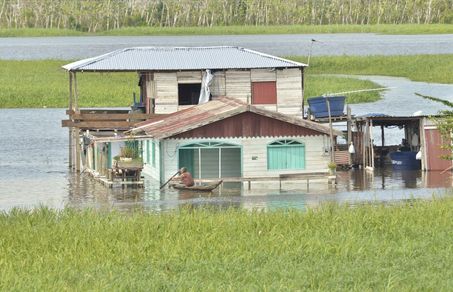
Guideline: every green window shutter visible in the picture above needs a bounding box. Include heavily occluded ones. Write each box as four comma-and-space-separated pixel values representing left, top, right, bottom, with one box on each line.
146, 140, 150, 163
152, 141, 156, 167
267, 140, 305, 170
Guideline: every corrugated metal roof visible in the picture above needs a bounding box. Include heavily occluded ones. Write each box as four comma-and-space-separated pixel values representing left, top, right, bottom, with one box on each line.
62, 46, 306, 72
131, 97, 339, 139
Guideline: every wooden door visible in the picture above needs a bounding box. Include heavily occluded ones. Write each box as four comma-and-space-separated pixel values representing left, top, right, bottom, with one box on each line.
424, 128, 452, 171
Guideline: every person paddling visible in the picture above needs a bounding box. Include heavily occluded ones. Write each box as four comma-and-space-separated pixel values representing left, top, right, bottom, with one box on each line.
174, 167, 194, 187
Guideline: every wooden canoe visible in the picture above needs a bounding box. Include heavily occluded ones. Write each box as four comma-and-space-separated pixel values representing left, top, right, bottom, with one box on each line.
172, 180, 223, 192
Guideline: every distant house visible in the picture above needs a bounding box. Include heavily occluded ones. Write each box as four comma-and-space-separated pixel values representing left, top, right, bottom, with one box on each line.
130, 97, 341, 183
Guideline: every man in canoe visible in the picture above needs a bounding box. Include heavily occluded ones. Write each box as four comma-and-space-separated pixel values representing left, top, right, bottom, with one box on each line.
173, 167, 194, 187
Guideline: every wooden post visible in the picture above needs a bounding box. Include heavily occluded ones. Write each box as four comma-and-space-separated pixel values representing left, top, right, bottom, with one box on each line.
370, 119, 375, 169
301, 67, 305, 118
73, 72, 78, 111
325, 96, 335, 163
347, 106, 352, 164
363, 120, 368, 168
75, 128, 81, 172
68, 72, 73, 169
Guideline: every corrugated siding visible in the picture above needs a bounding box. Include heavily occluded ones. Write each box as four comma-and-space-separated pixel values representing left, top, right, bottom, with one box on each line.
277, 68, 303, 116
225, 70, 251, 103
172, 112, 323, 138
155, 72, 178, 114
63, 46, 306, 71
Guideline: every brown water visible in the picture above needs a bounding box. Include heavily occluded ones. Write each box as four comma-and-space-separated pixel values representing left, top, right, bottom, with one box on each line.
1, 95, 453, 212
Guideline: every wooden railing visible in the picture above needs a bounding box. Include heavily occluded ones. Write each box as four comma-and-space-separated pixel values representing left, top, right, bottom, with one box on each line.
62, 109, 160, 129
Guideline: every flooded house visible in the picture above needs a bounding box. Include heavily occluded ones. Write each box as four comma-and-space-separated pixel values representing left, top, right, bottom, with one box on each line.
129, 97, 341, 184
61, 46, 342, 185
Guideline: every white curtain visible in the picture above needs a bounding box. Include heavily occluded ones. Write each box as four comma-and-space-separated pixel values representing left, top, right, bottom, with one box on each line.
198, 69, 213, 104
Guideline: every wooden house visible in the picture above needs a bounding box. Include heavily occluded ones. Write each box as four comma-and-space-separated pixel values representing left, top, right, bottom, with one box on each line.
128, 97, 341, 184
62, 46, 308, 173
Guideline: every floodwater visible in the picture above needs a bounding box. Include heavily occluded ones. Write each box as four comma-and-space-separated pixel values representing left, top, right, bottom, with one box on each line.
1, 75, 453, 211
1, 33, 453, 60
1, 33, 453, 211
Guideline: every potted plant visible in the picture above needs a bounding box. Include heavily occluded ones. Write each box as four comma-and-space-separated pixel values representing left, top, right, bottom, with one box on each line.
328, 162, 337, 175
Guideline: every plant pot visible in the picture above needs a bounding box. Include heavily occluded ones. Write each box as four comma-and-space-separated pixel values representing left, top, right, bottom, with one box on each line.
120, 157, 132, 162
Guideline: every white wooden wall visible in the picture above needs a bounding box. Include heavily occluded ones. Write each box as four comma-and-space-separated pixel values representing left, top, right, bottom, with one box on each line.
142, 139, 161, 180
149, 68, 303, 116
277, 68, 303, 116
154, 135, 330, 182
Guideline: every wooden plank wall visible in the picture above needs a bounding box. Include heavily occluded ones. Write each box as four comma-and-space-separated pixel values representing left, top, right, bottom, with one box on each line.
225, 70, 251, 103
150, 68, 303, 115
161, 136, 330, 181
277, 68, 303, 116
210, 71, 226, 96
154, 73, 178, 114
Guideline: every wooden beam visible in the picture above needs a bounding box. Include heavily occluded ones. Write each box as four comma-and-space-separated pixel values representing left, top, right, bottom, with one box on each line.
75, 128, 81, 172
62, 120, 137, 129
68, 113, 157, 121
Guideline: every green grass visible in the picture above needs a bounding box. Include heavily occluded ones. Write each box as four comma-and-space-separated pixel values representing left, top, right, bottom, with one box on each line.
3, 54, 453, 108
295, 54, 453, 84
0, 59, 380, 108
0, 60, 136, 108
1, 198, 453, 290
1, 24, 453, 37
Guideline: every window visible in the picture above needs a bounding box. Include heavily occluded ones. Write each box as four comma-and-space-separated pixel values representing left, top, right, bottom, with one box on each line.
267, 140, 305, 170
178, 142, 241, 178
178, 83, 202, 105
252, 81, 277, 104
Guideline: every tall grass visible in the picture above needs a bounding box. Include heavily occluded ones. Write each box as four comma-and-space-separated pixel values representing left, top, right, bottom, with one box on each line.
2, 24, 453, 37
1, 198, 453, 290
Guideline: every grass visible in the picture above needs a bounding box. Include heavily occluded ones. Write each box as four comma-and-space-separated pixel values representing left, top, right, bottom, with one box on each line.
295, 54, 453, 84
1, 197, 453, 290
0, 60, 136, 108
2, 54, 453, 108
0, 59, 380, 108
2, 24, 453, 37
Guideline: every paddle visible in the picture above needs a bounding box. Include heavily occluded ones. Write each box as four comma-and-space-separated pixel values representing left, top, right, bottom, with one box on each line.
160, 171, 180, 189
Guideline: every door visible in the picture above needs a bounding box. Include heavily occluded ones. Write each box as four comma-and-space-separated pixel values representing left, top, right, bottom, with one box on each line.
424, 129, 452, 171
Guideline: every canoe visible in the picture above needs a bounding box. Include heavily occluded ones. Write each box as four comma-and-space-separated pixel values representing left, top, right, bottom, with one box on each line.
172, 180, 223, 192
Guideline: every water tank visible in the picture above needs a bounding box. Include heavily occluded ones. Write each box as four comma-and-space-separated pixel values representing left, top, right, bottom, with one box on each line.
307, 96, 346, 118
389, 151, 421, 170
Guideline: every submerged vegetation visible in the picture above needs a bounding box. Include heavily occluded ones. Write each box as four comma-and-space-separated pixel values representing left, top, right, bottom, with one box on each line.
1, 198, 453, 290
2, 54, 453, 108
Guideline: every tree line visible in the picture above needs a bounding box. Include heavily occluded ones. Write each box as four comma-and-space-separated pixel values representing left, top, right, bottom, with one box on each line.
1, 0, 452, 32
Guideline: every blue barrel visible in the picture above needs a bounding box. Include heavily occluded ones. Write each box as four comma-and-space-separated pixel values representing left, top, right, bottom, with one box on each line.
307, 96, 346, 118
389, 151, 421, 170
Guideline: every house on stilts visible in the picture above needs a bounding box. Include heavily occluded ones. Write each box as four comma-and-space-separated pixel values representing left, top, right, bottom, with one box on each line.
62, 46, 341, 186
